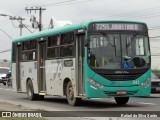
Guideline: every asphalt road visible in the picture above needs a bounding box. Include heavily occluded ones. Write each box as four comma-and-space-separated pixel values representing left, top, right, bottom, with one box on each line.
0, 83, 160, 120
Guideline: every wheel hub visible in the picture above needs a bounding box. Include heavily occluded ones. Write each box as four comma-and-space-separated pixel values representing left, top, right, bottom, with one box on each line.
68, 87, 74, 100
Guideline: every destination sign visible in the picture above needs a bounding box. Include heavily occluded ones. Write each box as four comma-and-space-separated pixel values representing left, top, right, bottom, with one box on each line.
94, 23, 144, 31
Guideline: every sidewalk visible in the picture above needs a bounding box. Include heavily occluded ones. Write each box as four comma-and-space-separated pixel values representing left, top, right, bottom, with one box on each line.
0, 102, 31, 111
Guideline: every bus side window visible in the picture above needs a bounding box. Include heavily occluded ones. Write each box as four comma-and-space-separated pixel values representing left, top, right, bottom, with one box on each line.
60, 45, 73, 57
22, 53, 28, 61
47, 36, 59, 58
29, 51, 35, 60
21, 40, 37, 61
12, 43, 16, 62
60, 32, 74, 57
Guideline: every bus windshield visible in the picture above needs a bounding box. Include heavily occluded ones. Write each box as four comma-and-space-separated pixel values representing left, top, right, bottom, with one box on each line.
88, 33, 150, 69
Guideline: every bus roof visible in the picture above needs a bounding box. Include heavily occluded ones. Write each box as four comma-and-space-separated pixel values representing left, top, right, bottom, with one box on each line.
12, 20, 147, 42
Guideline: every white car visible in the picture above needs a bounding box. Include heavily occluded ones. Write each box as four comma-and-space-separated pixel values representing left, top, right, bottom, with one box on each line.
151, 72, 160, 93
0, 67, 10, 85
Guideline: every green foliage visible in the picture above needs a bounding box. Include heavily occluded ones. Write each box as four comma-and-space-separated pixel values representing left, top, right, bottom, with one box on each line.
152, 69, 160, 78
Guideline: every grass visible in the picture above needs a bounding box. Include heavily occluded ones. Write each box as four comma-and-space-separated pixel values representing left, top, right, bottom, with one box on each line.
152, 69, 160, 78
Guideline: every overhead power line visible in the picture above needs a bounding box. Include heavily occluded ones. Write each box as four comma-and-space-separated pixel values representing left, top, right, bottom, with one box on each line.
10, 16, 33, 34
0, 28, 12, 39
41, 0, 81, 7
151, 55, 160, 56
107, 8, 160, 19
0, 8, 25, 27
118, 12, 160, 20
44, 0, 94, 7
148, 25, 160, 30
150, 36, 160, 39
0, 49, 11, 53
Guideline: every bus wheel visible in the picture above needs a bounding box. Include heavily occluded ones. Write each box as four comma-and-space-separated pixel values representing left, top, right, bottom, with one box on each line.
27, 80, 38, 100
66, 81, 81, 106
114, 97, 129, 105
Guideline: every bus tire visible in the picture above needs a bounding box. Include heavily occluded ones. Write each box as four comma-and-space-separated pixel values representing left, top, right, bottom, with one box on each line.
66, 81, 81, 106
27, 80, 38, 100
114, 97, 129, 105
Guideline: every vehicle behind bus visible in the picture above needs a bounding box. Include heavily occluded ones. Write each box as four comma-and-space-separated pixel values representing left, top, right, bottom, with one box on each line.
0, 67, 10, 86
12, 20, 151, 106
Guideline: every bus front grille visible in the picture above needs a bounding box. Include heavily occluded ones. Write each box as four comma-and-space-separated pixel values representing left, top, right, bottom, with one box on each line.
93, 68, 148, 81
100, 74, 142, 81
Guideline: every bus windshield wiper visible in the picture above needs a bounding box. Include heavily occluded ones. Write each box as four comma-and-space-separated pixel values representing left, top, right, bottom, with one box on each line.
131, 32, 139, 42
100, 32, 115, 47
125, 32, 139, 56
126, 32, 139, 48
100, 31, 116, 56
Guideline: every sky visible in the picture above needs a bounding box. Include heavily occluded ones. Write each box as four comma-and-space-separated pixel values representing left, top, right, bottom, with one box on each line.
0, 0, 160, 68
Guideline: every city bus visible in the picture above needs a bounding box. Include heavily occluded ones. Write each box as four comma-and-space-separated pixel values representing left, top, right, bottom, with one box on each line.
12, 20, 151, 106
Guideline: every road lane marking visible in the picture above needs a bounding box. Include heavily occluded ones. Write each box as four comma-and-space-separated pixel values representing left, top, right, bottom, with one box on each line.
0, 87, 16, 91
4, 89, 14, 91
138, 102, 157, 105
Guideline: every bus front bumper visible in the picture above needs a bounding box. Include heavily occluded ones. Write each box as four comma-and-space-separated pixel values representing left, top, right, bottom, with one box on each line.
85, 83, 151, 98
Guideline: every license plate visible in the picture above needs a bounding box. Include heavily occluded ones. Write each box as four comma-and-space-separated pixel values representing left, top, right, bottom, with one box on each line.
116, 91, 127, 95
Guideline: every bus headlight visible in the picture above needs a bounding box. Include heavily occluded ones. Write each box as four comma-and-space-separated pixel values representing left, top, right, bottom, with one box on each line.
88, 78, 103, 88
141, 78, 151, 87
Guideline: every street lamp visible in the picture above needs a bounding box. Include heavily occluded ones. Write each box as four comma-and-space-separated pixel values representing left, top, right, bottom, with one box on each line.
0, 13, 12, 39
0, 13, 10, 17
0, 14, 12, 54
0, 13, 32, 36
0, 13, 24, 36
0, 28, 12, 54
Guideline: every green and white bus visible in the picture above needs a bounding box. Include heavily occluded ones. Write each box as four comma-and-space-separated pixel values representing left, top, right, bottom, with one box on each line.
12, 20, 151, 106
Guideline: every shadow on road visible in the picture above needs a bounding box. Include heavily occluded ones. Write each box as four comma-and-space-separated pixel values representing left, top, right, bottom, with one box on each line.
39, 96, 144, 109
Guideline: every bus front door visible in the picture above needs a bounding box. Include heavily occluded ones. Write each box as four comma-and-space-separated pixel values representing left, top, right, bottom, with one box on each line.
76, 34, 85, 96
16, 43, 21, 91
37, 40, 46, 94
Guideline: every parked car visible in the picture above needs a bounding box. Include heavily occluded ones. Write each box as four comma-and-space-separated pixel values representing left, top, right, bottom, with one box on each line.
0, 67, 10, 85
151, 72, 160, 93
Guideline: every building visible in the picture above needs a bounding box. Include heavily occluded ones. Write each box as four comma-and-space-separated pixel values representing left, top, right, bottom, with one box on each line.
149, 28, 160, 69
0, 59, 10, 68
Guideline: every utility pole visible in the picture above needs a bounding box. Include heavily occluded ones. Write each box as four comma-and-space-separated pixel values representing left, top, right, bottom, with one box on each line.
25, 6, 46, 31
10, 16, 25, 36
0, 14, 30, 36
